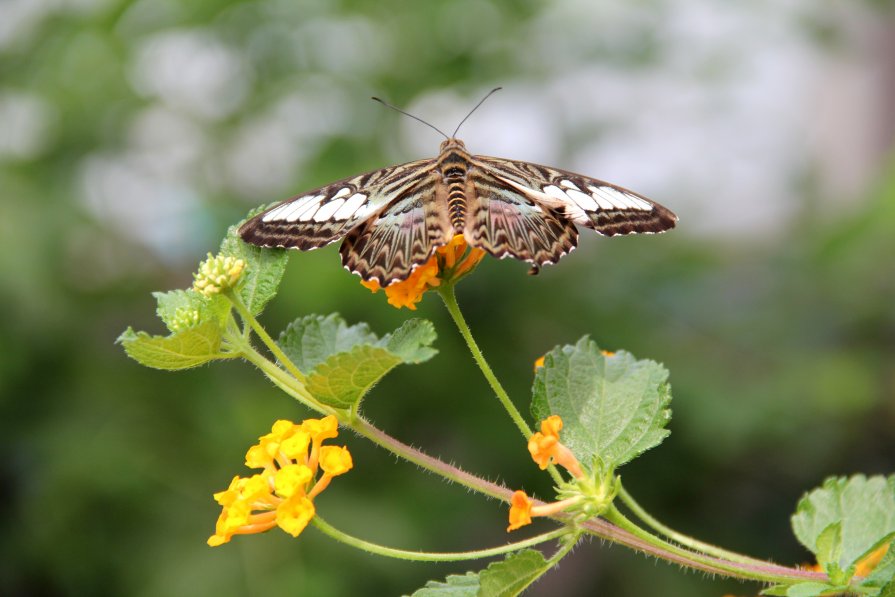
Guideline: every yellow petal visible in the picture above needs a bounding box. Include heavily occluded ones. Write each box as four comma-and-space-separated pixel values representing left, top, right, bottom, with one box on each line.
319, 445, 353, 476
274, 464, 313, 498
276, 496, 316, 537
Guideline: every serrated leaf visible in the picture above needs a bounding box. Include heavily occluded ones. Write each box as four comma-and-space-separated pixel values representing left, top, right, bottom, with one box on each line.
382, 319, 438, 363
478, 549, 550, 597
279, 315, 438, 409
153, 289, 231, 332
792, 476, 895, 575
219, 216, 287, 316
279, 314, 380, 372
531, 337, 672, 471
306, 345, 402, 409
762, 582, 845, 597
117, 322, 225, 370
409, 572, 479, 597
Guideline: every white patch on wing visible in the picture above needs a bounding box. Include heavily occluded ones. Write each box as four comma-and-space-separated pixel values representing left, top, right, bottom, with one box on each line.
280, 197, 317, 221
297, 194, 326, 221
313, 198, 345, 222
331, 187, 351, 200
566, 188, 598, 211
261, 203, 289, 222
559, 179, 581, 190
281, 196, 317, 222
588, 187, 616, 210
543, 185, 568, 201
333, 192, 367, 220
628, 194, 653, 211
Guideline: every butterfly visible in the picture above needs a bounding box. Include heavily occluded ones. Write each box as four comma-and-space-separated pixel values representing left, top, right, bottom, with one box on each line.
239, 93, 677, 285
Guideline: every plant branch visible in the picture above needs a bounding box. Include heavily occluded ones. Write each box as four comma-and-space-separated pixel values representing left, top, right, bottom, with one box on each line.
312, 515, 569, 562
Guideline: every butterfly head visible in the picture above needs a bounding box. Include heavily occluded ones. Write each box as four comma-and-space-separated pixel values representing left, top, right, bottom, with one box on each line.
439, 138, 467, 153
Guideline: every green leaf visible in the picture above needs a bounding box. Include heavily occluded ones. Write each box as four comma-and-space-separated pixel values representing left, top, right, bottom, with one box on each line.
762, 582, 846, 597
219, 213, 288, 316
306, 345, 402, 409
153, 289, 230, 332
531, 337, 672, 471
382, 318, 438, 363
409, 572, 479, 597
792, 475, 895, 576
407, 551, 550, 597
478, 549, 550, 597
279, 314, 380, 372
279, 315, 438, 409
117, 322, 226, 370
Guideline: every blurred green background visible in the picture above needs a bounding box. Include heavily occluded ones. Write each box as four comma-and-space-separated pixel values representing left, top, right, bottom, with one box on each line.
2, 0, 894, 595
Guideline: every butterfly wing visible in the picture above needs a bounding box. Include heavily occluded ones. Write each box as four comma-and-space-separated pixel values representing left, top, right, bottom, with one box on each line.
473, 156, 678, 238
340, 167, 453, 285
238, 158, 436, 251
463, 166, 579, 268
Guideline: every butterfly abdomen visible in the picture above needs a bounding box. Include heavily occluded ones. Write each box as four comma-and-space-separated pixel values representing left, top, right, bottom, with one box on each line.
439, 151, 470, 231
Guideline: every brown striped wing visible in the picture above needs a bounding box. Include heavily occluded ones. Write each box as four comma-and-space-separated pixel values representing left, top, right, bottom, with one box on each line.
238, 158, 435, 251
340, 168, 453, 285
462, 166, 579, 268
473, 156, 678, 237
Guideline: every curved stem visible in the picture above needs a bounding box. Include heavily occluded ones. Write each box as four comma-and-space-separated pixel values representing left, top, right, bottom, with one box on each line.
617, 486, 770, 566
353, 417, 825, 584
437, 284, 532, 439
312, 515, 569, 562
229, 333, 333, 416
437, 284, 566, 487
224, 289, 307, 384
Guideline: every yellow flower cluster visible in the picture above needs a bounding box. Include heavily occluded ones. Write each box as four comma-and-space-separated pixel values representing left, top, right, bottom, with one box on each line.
193, 253, 246, 296
361, 234, 486, 310
208, 416, 353, 546
169, 307, 201, 332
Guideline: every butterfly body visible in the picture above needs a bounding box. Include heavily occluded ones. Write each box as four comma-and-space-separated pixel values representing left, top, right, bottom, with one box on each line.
239, 137, 677, 285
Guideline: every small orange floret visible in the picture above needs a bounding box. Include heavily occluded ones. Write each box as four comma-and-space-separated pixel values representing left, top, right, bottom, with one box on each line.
507, 490, 534, 531
526, 415, 585, 479
533, 356, 545, 371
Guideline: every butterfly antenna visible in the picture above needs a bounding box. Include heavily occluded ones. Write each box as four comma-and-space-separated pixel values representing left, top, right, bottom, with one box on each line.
372, 97, 449, 141
452, 86, 502, 138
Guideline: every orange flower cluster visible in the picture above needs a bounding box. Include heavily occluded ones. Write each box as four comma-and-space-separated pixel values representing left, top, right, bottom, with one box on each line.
208, 416, 352, 546
361, 234, 486, 310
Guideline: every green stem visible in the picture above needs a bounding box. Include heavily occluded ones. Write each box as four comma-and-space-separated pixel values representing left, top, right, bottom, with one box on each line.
230, 333, 332, 415
437, 284, 532, 439
437, 284, 566, 487
617, 486, 769, 566
548, 531, 581, 565
312, 515, 569, 562
224, 289, 307, 384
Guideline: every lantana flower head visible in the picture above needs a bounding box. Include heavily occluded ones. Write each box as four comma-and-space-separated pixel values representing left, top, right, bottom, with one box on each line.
361, 234, 485, 310
208, 416, 353, 546
193, 253, 246, 296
